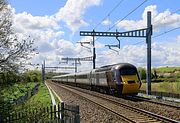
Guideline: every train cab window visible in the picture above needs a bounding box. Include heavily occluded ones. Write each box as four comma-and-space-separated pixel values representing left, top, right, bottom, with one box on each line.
120, 68, 137, 75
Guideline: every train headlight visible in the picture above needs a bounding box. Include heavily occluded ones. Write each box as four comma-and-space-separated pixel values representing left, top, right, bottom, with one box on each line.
122, 81, 126, 84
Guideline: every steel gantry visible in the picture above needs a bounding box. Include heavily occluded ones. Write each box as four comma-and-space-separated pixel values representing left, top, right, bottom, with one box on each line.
80, 11, 152, 94
42, 60, 75, 82
61, 56, 93, 73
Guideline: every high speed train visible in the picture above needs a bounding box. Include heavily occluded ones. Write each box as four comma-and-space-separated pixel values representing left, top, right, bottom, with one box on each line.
52, 63, 142, 95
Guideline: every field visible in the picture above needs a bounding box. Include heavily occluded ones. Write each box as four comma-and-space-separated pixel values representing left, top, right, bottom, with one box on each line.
140, 82, 180, 94
140, 66, 180, 94
156, 67, 180, 73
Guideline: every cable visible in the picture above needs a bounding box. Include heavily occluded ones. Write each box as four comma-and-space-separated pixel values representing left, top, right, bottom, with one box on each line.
94, 0, 148, 59
95, 0, 148, 42
108, 0, 148, 32
152, 26, 180, 38
94, 0, 125, 30
132, 40, 144, 45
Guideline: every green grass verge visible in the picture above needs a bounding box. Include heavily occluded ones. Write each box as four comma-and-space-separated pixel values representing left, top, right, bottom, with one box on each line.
9, 83, 53, 122
141, 81, 180, 94
15, 82, 51, 111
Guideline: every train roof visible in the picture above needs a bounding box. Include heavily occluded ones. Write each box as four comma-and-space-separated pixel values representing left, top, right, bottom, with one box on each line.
52, 63, 136, 78
95, 63, 136, 72
52, 71, 90, 78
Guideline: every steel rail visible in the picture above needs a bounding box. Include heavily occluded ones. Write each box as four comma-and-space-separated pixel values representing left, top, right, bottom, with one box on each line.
51, 82, 179, 123
127, 95, 180, 109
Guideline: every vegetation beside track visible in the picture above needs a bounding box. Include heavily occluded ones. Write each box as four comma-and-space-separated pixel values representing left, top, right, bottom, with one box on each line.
0, 70, 54, 117
0, 82, 36, 103
14, 82, 51, 111
139, 66, 180, 94
140, 82, 180, 94
0, 82, 37, 114
156, 67, 180, 73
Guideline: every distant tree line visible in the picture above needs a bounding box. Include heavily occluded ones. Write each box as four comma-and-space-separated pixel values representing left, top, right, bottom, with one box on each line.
0, 70, 42, 85
138, 67, 158, 82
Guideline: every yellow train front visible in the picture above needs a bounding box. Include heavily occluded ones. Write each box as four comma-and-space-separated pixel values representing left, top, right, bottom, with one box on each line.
92, 63, 142, 95
113, 63, 141, 95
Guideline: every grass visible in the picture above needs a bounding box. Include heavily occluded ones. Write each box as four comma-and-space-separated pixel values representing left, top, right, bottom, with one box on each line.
140, 81, 180, 94
156, 67, 180, 73
15, 82, 52, 111
10, 83, 53, 122
12, 82, 65, 122
140, 66, 180, 94
1, 82, 60, 122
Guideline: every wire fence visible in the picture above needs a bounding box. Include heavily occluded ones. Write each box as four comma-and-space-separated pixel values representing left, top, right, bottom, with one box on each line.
0, 103, 80, 123
139, 90, 180, 99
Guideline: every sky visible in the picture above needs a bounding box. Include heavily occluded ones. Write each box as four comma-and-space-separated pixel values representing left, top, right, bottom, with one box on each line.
8, 0, 180, 73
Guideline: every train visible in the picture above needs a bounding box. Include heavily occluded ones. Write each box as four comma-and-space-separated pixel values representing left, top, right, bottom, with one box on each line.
52, 63, 142, 95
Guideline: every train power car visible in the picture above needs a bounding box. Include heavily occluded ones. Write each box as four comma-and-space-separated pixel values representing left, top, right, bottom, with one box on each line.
52, 63, 141, 95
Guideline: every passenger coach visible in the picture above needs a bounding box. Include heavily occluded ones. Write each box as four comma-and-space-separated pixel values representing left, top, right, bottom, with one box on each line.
52, 63, 141, 95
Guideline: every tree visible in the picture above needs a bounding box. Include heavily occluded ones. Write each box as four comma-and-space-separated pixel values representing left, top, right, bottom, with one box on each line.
0, 0, 36, 72
152, 68, 158, 79
138, 67, 146, 80
22, 70, 42, 82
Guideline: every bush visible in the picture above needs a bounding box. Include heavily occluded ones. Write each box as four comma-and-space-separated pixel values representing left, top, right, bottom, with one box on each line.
138, 67, 146, 80
22, 70, 42, 83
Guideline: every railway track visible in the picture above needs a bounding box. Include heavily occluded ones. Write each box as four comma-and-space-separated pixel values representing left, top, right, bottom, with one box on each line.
126, 95, 180, 109
51, 82, 179, 123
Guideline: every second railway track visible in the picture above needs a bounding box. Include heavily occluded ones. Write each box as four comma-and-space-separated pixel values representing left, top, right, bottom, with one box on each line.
51, 82, 179, 123
125, 95, 180, 109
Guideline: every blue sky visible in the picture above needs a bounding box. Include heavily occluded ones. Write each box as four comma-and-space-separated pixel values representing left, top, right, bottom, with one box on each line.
8, 0, 180, 72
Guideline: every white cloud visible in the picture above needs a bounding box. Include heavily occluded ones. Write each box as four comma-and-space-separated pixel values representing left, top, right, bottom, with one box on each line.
94, 35, 180, 69
52, 39, 77, 56
13, 12, 60, 33
117, 5, 180, 31
101, 19, 111, 26
177, 35, 180, 42
9, 3, 180, 72
54, 0, 101, 33
12, 9, 65, 54
38, 42, 54, 53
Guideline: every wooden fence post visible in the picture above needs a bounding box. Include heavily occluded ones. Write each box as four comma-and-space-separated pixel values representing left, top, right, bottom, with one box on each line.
0, 114, 4, 123
58, 104, 60, 119
61, 102, 64, 123
75, 106, 80, 123
54, 105, 56, 119
50, 106, 53, 120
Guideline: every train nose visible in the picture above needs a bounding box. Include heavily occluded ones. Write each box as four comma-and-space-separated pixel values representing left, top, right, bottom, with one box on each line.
121, 75, 141, 94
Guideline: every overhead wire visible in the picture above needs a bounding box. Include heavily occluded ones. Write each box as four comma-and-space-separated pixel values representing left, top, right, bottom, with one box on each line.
94, 0, 125, 30
152, 26, 180, 38
93, 1, 179, 63
97, 39, 145, 57
107, 0, 148, 32
94, 0, 149, 57
95, 0, 148, 42
132, 40, 145, 45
